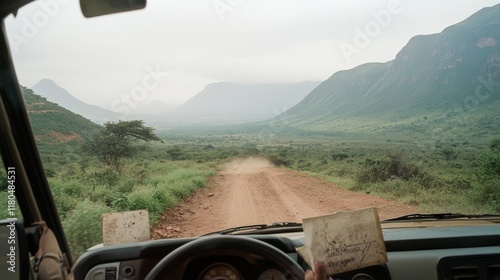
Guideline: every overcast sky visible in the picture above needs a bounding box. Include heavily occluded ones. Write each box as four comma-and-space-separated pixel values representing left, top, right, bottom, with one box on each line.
5, 0, 500, 113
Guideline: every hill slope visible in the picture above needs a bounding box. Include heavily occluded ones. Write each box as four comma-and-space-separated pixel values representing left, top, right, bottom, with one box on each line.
22, 86, 100, 143
32, 79, 117, 124
283, 4, 500, 140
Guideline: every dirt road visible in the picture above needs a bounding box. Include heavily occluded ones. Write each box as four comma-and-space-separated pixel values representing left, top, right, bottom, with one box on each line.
151, 158, 418, 238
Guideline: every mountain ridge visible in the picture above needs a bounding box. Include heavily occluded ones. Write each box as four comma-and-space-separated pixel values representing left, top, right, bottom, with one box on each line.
32, 79, 118, 124
22, 85, 100, 143
281, 3, 500, 139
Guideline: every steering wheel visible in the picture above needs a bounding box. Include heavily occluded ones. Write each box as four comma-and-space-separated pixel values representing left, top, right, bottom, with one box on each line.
144, 235, 305, 280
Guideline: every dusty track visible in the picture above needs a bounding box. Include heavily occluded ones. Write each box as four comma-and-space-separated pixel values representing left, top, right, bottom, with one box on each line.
151, 158, 418, 238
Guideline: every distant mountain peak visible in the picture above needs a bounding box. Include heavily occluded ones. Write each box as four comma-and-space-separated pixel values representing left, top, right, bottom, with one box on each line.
36, 78, 58, 85
31, 79, 117, 124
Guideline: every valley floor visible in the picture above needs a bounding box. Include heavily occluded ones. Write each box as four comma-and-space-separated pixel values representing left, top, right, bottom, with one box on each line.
151, 157, 418, 238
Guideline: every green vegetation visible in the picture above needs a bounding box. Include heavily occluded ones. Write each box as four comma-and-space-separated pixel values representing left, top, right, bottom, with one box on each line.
233, 133, 499, 214
63, 201, 111, 257
475, 138, 500, 178
21, 86, 100, 141
474, 138, 500, 212
277, 5, 500, 137
48, 158, 216, 258
35, 130, 272, 259
2, 4, 497, 262
1, 117, 498, 258
81, 120, 162, 172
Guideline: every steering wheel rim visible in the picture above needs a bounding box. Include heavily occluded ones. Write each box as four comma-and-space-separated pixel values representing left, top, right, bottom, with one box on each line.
144, 235, 305, 280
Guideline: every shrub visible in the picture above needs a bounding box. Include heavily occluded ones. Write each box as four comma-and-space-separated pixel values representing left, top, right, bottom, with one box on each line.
267, 154, 292, 167
356, 151, 421, 184
475, 148, 500, 179
166, 147, 185, 161
89, 186, 116, 206
332, 153, 349, 161
447, 175, 472, 190
49, 180, 78, 217
297, 159, 312, 170
490, 138, 500, 151
475, 180, 500, 212
372, 177, 422, 197
440, 147, 458, 161
111, 193, 129, 211
92, 168, 119, 186
45, 168, 56, 178
127, 187, 177, 223
60, 181, 86, 197
115, 179, 135, 193
414, 172, 440, 189
63, 201, 111, 259
166, 181, 192, 199
127, 188, 160, 212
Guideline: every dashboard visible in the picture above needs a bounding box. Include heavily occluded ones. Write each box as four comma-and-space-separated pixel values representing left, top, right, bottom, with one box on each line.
183, 256, 290, 280
73, 222, 500, 280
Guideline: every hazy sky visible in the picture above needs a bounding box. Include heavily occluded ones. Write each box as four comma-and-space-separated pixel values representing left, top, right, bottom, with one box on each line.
5, 0, 500, 113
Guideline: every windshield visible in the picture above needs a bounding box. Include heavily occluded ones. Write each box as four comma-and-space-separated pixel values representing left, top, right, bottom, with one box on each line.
3, 0, 500, 259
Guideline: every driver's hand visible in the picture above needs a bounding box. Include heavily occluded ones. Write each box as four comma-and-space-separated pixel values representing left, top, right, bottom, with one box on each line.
305, 262, 329, 280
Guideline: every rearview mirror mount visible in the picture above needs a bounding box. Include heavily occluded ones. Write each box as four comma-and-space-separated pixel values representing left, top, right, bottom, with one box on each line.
80, 0, 146, 18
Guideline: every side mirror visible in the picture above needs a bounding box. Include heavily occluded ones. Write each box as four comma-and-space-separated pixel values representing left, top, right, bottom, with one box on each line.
80, 0, 147, 18
0, 219, 30, 280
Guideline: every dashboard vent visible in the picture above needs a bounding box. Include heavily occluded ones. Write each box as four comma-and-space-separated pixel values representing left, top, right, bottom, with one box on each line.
488, 264, 500, 280
449, 265, 480, 280
439, 256, 500, 280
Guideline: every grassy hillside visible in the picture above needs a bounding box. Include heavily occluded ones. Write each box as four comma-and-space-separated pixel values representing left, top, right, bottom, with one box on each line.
32, 79, 117, 123
21, 85, 101, 166
279, 4, 500, 143
285, 63, 391, 120
22, 85, 100, 143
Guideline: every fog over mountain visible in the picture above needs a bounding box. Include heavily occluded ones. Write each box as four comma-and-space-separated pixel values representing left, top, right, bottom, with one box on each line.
31, 79, 322, 125
174, 81, 321, 122
279, 4, 500, 136
29, 4, 500, 137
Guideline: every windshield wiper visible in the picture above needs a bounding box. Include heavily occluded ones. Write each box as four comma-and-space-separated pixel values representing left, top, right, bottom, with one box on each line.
202, 222, 302, 236
383, 213, 500, 222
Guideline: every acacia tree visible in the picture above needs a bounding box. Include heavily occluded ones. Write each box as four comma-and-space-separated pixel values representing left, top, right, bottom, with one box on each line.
82, 120, 162, 172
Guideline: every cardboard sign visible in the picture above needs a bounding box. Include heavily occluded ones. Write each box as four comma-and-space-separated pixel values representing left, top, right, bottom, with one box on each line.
297, 208, 387, 275
102, 210, 150, 246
